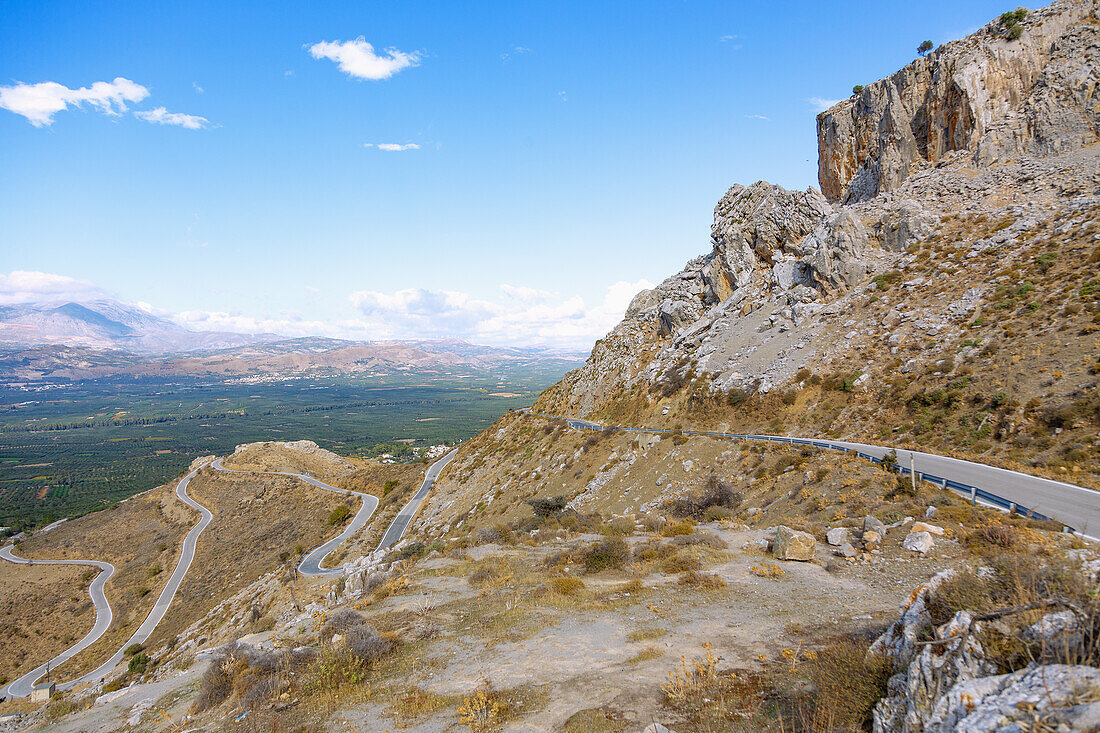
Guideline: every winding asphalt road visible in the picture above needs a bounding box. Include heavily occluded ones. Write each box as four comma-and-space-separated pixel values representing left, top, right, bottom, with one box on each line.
0, 547, 115, 698
377, 449, 458, 550
1, 459, 214, 699
523, 410, 1100, 539
0, 450, 455, 697
210, 458, 379, 576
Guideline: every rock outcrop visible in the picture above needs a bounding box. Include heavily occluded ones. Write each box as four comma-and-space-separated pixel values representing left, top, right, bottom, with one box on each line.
870, 570, 1100, 733
818, 0, 1100, 203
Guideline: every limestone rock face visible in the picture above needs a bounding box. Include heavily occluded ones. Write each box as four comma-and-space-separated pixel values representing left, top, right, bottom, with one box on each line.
772, 525, 816, 561
925, 665, 1100, 732
712, 183, 831, 274
817, 0, 1100, 203
869, 571, 1099, 733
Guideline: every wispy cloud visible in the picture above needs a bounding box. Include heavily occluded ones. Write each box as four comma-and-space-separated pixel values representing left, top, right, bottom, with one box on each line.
308, 37, 421, 80
501, 45, 532, 62
0, 77, 148, 126
134, 107, 212, 130
347, 280, 653, 349
744, 113, 770, 121
364, 143, 420, 151
720, 34, 742, 50
0, 270, 106, 304
192, 82, 204, 94
558, 90, 568, 102
808, 96, 841, 112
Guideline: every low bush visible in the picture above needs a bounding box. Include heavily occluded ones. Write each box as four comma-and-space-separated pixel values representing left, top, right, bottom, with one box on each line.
528, 495, 567, 518
582, 537, 630, 573
322, 608, 367, 639
399, 541, 427, 559
678, 570, 725, 589
662, 552, 702, 574
192, 643, 315, 714
669, 477, 743, 519
550, 576, 585, 596
127, 652, 149, 676
345, 623, 396, 663
800, 635, 893, 729
660, 520, 695, 537
327, 505, 352, 526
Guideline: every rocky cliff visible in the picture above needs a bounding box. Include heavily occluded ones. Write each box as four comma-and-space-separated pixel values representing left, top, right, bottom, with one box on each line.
817, 0, 1100, 203
537, 0, 1100, 424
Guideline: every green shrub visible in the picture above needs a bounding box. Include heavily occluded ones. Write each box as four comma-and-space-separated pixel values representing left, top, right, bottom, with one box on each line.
527, 495, 567, 518
399, 542, 427, 559
582, 537, 630, 573
128, 652, 149, 675
124, 643, 144, 657
327, 505, 352, 525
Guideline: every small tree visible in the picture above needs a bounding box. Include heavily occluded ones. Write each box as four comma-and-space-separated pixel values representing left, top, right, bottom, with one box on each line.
918, 40, 933, 56
1000, 8, 1027, 40
852, 84, 864, 95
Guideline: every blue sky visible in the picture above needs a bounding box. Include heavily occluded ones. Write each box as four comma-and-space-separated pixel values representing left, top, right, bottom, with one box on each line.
0, 0, 1013, 348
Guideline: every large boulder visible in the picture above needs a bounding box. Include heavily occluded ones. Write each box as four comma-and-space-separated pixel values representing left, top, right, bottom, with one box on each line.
773, 525, 816, 561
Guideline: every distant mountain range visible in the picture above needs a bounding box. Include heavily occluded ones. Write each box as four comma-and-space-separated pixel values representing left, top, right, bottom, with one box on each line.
0, 299, 278, 354
0, 299, 587, 382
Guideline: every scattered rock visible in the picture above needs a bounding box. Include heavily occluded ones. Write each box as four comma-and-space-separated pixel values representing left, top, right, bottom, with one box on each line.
826, 527, 849, 546
864, 515, 886, 534
910, 522, 944, 536
772, 525, 816, 561
903, 531, 934, 554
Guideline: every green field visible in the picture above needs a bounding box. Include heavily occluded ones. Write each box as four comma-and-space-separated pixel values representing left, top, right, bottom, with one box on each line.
0, 371, 555, 528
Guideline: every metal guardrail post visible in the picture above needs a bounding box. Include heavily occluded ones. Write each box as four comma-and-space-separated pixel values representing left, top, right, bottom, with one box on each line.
970, 486, 977, 505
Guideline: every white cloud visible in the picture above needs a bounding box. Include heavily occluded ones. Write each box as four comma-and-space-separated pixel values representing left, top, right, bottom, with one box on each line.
172, 309, 336, 337
720, 34, 742, 50
0, 77, 149, 127
809, 96, 841, 113
308, 37, 420, 80
0, 270, 106, 304
500, 284, 556, 302
744, 113, 770, 121
193, 82, 204, 94
347, 279, 653, 349
501, 45, 531, 62
134, 107, 212, 129
558, 90, 568, 102
364, 142, 420, 151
